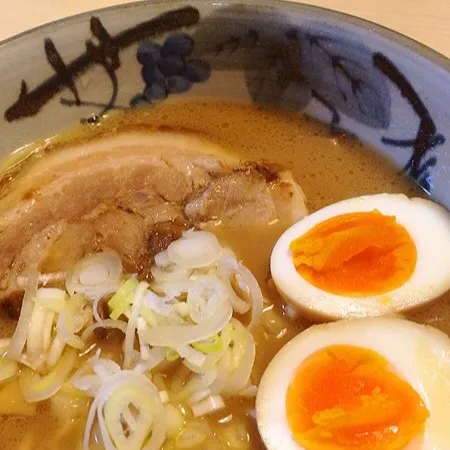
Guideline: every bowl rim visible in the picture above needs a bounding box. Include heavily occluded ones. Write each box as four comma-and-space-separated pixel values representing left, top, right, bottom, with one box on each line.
1, 0, 450, 73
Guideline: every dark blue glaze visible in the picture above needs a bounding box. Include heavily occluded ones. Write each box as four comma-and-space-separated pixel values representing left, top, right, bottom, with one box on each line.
161, 33, 194, 57
137, 42, 161, 65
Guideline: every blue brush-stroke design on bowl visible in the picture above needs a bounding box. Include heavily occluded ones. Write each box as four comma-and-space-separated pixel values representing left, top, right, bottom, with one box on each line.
190, 13, 392, 129
1, 4, 446, 197
3, 7, 201, 121
189, 15, 445, 191
130, 33, 211, 106
372, 52, 445, 191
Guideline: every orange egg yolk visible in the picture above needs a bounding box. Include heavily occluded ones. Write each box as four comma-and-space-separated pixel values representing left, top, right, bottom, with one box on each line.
286, 345, 429, 450
289, 210, 417, 296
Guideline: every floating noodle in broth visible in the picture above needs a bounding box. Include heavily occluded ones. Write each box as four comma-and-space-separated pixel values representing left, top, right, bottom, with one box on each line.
0, 101, 448, 450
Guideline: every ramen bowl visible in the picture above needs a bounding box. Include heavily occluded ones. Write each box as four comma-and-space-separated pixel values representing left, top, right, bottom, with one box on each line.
2, 2, 450, 450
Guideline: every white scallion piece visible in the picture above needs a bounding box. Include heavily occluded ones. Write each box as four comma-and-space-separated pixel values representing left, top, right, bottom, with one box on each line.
187, 276, 227, 324
159, 390, 169, 404
151, 264, 192, 285
154, 250, 171, 267
192, 395, 225, 417
217, 256, 250, 314
84, 371, 166, 450
143, 291, 172, 317
123, 282, 148, 369
178, 344, 208, 367
140, 294, 232, 348
71, 355, 120, 397
7, 266, 39, 361
57, 294, 91, 350
134, 347, 165, 374
178, 368, 218, 401
93, 360, 122, 382
167, 230, 222, 269
47, 335, 66, 369
221, 320, 256, 396
188, 389, 211, 405
42, 310, 56, 352
20, 350, 77, 402
66, 252, 122, 300
81, 319, 127, 343
34, 288, 67, 313
238, 264, 264, 330
173, 302, 190, 317
26, 303, 47, 361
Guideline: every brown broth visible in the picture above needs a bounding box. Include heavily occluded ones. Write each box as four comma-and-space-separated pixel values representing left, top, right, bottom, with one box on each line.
0, 100, 446, 450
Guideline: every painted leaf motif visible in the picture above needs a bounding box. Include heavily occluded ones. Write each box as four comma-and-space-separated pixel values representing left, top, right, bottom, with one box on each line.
191, 7, 312, 110
244, 50, 312, 110
191, 14, 270, 70
192, 6, 390, 127
298, 31, 391, 129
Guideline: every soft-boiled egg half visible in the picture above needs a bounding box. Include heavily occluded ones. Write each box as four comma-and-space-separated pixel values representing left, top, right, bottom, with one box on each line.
271, 194, 450, 320
256, 317, 450, 450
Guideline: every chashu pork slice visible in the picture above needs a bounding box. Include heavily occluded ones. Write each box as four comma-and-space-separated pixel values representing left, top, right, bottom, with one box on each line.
0, 132, 307, 304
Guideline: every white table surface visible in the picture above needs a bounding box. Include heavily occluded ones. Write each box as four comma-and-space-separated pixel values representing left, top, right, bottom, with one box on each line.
0, 0, 449, 59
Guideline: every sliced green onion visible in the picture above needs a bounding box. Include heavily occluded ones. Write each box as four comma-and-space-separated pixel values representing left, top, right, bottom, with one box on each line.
140, 305, 158, 328
34, 288, 67, 313
229, 324, 247, 371
191, 394, 225, 417
103, 381, 157, 449
220, 323, 233, 348
108, 278, 139, 320
192, 334, 223, 354
165, 349, 180, 362
20, 350, 77, 402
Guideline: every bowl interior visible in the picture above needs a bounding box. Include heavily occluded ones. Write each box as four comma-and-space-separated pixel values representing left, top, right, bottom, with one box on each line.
0, 0, 449, 206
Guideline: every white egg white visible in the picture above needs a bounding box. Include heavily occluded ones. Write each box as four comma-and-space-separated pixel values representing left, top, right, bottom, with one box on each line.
256, 317, 450, 450
271, 194, 450, 320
